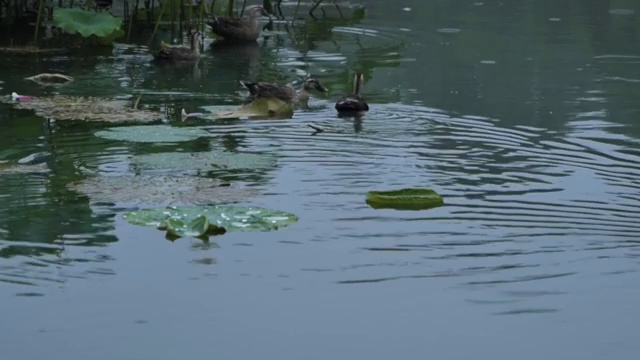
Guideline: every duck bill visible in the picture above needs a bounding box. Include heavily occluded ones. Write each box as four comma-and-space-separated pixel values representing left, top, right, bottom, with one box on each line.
316, 85, 328, 93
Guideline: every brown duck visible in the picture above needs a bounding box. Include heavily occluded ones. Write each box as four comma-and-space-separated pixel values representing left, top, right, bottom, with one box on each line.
207, 6, 271, 42
335, 73, 369, 113
239, 78, 328, 104
153, 31, 203, 62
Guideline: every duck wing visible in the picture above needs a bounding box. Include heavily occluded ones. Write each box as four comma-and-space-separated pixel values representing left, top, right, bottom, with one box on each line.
154, 47, 197, 61
239, 81, 295, 102
208, 15, 257, 40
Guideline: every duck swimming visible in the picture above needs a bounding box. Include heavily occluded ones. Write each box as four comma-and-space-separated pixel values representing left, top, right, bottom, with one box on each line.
239, 78, 328, 104
153, 31, 203, 62
207, 6, 271, 42
335, 73, 369, 113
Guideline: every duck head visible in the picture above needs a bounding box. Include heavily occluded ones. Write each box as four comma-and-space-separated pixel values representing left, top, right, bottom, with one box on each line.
303, 78, 328, 93
249, 6, 271, 19
190, 31, 204, 50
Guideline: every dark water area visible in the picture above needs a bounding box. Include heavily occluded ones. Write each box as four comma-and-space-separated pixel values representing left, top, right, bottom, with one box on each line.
1, 0, 640, 359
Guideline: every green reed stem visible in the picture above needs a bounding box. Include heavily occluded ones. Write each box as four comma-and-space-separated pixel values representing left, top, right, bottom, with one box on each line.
149, 0, 168, 46
33, 0, 44, 45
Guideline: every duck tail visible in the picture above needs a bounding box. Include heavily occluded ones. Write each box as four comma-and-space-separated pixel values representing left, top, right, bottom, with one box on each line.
239, 81, 259, 95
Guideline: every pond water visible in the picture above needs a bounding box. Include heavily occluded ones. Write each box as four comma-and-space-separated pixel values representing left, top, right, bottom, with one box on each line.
2, 0, 640, 359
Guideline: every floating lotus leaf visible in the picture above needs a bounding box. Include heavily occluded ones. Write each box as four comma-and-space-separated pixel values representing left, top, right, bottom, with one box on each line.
25, 73, 74, 85
161, 215, 226, 239
94, 125, 210, 143
366, 188, 444, 210
2, 95, 163, 123
68, 174, 258, 206
123, 205, 298, 238
201, 98, 294, 120
132, 150, 277, 172
53, 8, 123, 38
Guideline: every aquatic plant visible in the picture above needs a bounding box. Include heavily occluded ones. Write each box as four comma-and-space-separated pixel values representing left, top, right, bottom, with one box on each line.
123, 205, 298, 239
200, 97, 294, 120
53, 7, 123, 38
366, 188, 444, 210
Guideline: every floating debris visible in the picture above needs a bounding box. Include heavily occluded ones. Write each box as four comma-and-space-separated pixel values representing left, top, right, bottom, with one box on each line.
25, 73, 74, 86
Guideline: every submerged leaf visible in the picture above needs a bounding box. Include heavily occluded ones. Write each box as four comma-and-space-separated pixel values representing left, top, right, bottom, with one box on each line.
94, 125, 210, 143
132, 150, 277, 172
53, 8, 123, 38
123, 205, 298, 238
68, 174, 258, 206
366, 188, 444, 210
1, 95, 163, 123
207, 98, 294, 120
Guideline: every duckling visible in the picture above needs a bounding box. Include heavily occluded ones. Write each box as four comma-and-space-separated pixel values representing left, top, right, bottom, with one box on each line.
335, 73, 369, 113
153, 31, 203, 62
207, 6, 271, 42
239, 78, 328, 104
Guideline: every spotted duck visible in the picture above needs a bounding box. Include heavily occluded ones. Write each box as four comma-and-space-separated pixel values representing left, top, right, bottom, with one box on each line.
239, 78, 328, 104
153, 31, 203, 62
207, 6, 271, 42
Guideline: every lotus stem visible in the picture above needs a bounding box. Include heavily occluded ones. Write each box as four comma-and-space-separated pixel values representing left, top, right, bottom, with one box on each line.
134, 92, 143, 110
292, 0, 300, 24
226, 0, 233, 17
240, 0, 246, 16
33, 0, 44, 45
149, 0, 168, 46
127, 0, 140, 42
198, 0, 206, 47
310, 0, 323, 18
262, 0, 273, 14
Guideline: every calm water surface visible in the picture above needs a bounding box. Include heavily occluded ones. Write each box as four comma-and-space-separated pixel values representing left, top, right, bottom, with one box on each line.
2, 0, 640, 359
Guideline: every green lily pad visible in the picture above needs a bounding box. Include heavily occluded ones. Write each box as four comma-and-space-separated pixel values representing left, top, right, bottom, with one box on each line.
132, 150, 277, 172
366, 188, 444, 210
161, 215, 226, 238
54, 8, 123, 38
94, 125, 210, 143
123, 205, 298, 238
1, 95, 164, 123
202, 98, 294, 120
